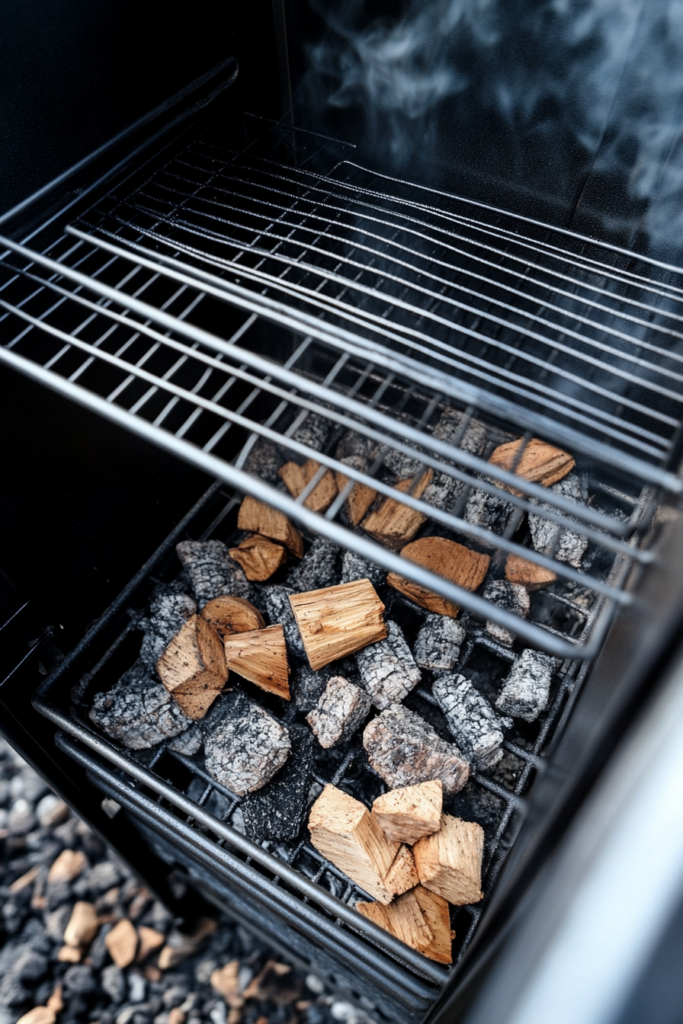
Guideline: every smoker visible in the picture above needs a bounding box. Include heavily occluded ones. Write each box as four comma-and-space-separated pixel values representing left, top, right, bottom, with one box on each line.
2, 2, 683, 1022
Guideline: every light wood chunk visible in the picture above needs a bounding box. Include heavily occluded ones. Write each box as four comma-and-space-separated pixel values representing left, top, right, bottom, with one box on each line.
289, 580, 387, 670
308, 784, 399, 903
156, 614, 228, 720
413, 813, 484, 905
237, 496, 304, 557
15, 1009, 57, 1024
57, 945, 82, 963
387, 537, 490, 618
335, 467, 377, 526
279, 459, 339, 513
211, 960, 244, 1008
228, 535, 287, 582
383, 844, 420, 897
223, 624, 290, 701
63, 901, 98, 948
372, 780, 443, 844
488, 437, 575, 494
46, 985, 64, 1013
505, 553, 556, 589
357, 885, 453, 964
136, 926, 166, 963
105, 917, 138, 968
362, 470, 434, 550
48, 849, 87, 884
201, 594, 266, 635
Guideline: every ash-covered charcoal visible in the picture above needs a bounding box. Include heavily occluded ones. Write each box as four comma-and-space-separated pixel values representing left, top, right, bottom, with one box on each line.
89, 661, 193, 750
306, 676, 373, 748
483, 580, 530, 646
243, 438, 284, 483
204, 690, 291, 795
432, 406, 489, 455
242, 724, 313, 841
414, 615, 466, 672
290, 662, 332, 712
355, 620, 421, 709
464, 476, 518, 544
496, 648, 555, 722
138, 582, 196, 670
264, 585, 305, 658
168, 724, 203, 756
286, 538, 340, 592
432, 674, 506, 771
421, 471, 462, 512
176, 539, 250, 605
340, 550, 386, 588
383, 448, 424, 479
289, 411, 332, 452
528, 473, 589, 568
335, 429, 379, 463
364, 703, 470, 795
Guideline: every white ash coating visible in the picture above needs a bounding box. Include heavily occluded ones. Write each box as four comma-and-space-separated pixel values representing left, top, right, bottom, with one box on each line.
464, 475, 517, 544
306, 676, 373, 748
138, 583, 196, 670
204, 691, 291, 795
432, 673, 506, 771
242, 724, 313, 842
89, 661, 193, 750
413, 615, 466, 672
340, 551, 386, 588
176, 539, 250, 605
496, 649, 555, 722
363, 703, 470, 795
355, 620, 421, 709
528, 473, 588, 568
288, 412, 331, 453
287, 538, 340, 592
421, 471, 463, 512
243, 438, 284, 483
335, 429, 379, 463
483, 580, 530, 646
383, 448, 424, 479
290, 662, 333, 712
168, 725, 203, 756
264, 585, 306, 658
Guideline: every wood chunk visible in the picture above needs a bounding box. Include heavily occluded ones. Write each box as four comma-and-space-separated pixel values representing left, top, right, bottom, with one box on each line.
46, 985, 64, 1014
489, 437, 575, 493
228, 536, 287, 582
63, 901, 98, 948
156, 614, 228, 720
387, 537, 490, 618
243, 438, 284, 483
176, 539, 250, 603
355, 620, 421, 710
90, 661, 194, 749
306, 676, 373, 748
15, 1009, 56, 1024
9, 865, 39, 893
496, 648, 555, 722
287, 538, 340, 593
105, 917, 138, 968
139, 583, 196, 670
413, 615, 466, 672
279, 459, 338, 513
363, 705, 470, 796
357, 885, 453, 964
136, 926, 166, 963
362, 470, 434, 550
237, 496, 304, 558
289, 580, 387, 670
483, 580, 530, 646
242, 725, 313, 842
223, 624, 290, 700
372, 780, 443, 844
384, 844, 420, 897
308, 784, 399, 903
57, 946, 81, 963
413, 814, 484, 905
335, 456, 377, 526
48, 849, 87, 884
505, 553, 556, 590
433, 673, 505, 771
204, 690, 290, 795
201, 594, 265, 636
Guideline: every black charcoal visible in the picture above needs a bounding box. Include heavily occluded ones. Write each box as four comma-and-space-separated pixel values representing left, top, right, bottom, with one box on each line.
355, 620, 421, 709
289, 412, 332, 452
176, 539, 250, 605
464, 475, 517, 543
139, 583, 196, 670
432, 407, 488, 456
243, 439, 284, 483
89, 661, 193, 750
290, 662, 333, 712
421, 471, 463, 512
432, 673, 506, 771
306, 676, 373, 747
286, 538, 340, 592
383, 447, 424, 479
528, 473, 588, 568
496, 648, 555, 722
413, 615, 466, 671
242, 725, 313, 841
168, 725, 203, 756
204, 690, 291, 795
264, 585, 305, 658
335, 430, 379, 463
483, 580, 530, 646
340, 551, 386, 588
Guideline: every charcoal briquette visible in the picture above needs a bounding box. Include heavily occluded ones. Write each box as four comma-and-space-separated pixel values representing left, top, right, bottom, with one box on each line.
528, 473, 588, 568
242, 724, 313, 842
464, 476, 517, 543
176, 540, 250, 605
495, 648, 555, 722
204, 690, 291, 796
335, 429, 379, 463
432, 673, 506, 771
89, 661, 193, 750
413, 615, 466, 672
483, 580, 530, 646
306, 676, 373, 747
286, 538, 340, 592
289, 412, 332, 453
340, 550, 386, 588
168, 726, 204, 757
355, 620, 421, 709
264, 585, 306, 658
139, 583, 196, 671
243, 439, 284, 484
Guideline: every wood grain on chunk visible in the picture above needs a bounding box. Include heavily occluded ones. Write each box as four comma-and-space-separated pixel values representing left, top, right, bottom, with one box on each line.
228, 535, 287, 582
363, 704, 470, 796
204, 691, 290, 795
335, 458, 377, 526
413, 814, 484, 905
488, 437, 574, 493
362, 470, 434, 550
383, 844, 420, 897
308, 784, 399, 903
357, 886, 453, 964
279, 459, 338, 513
89, 661, 193, 749
201, 595, 265, 637
176, 539, 249, 604
372, 780, 443, 844
289, 580, 387, 670
237, 496, 304, 558
156, 614, 228, 720
505, 553, 556, 589
355, 620, 421, 709
222, 624, 289, 700
387, 537, 490, 618
306, 676, 372, 747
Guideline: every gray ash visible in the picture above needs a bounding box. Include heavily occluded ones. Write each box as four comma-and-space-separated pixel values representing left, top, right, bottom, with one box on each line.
176, 539, 250, 605
340, 551, 386, 588
138, 582, 196, 671
432, 673, 506, 771
413, 615, 466, 672
483, 580, 530, 646
204, 691, 291, 796
528, 473, 588, 568
286, 537, 340, 592
290, 662, 333, 712
496, 649, 555, 722
464, 476, 517, 544
244, 438, 284, 483
306, 677, 373, 748
242, 725, 313, 842
288, 412, 332, 453
355, 620, 421, 709
89, 661, 193, 750
263, 585, 305, 659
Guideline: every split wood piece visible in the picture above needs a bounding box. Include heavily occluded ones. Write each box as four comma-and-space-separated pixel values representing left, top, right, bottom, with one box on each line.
372, 780, 443, 845
279, 459, 339, 513
387, 537, 490, 618
211, 960, 244, 1009
204, 690, 290, 795
505, 553, 556, 590
357, 886, 453, 965
63, 901, 99, 949
223, 624, 290, 701
289, 579, 387, 671
228, 536, 287, 582
46, 986, 64, 1014
488, 437, 575, 494
156, 614, 228, 720
201, 595, 266, 636
308, 784, 399, 903
105, 917, 138, 968
413, 813, 484, 905
362, 469, 434, 550
383, 844, 420, 898
136, 926, 166, 963
237, 496, 304, 558
335, 459, 377, 526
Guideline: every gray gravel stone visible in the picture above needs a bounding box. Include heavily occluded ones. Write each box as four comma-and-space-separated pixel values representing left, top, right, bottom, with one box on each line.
44, 903, 71, 942
8, 799, 37, 835
64, 963, 97, 995
102, 964, 126, 1003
